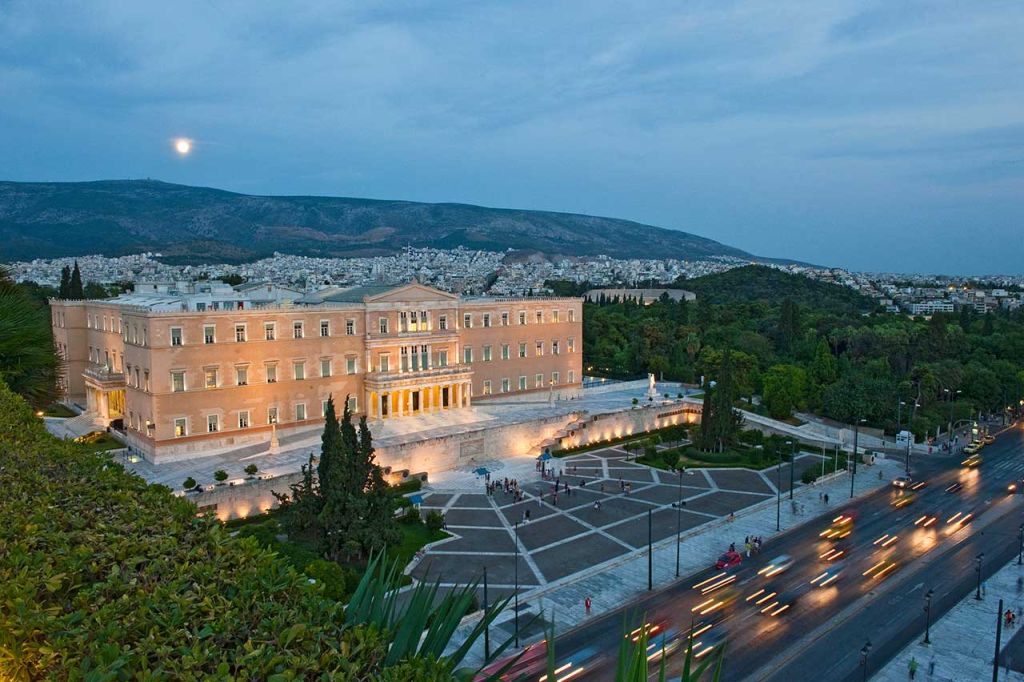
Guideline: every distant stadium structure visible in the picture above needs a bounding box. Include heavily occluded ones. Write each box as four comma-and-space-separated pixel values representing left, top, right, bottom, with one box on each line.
584, 288, 696, 304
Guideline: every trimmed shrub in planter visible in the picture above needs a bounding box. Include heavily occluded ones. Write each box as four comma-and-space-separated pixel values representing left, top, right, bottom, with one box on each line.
244, 463, 258, 478
182, 476, 197, 491
213, 469, 228, 484
425, 510, 445, 533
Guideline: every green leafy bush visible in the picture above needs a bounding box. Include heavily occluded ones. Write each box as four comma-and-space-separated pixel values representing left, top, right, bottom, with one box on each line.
244, 463, 258, 477
425, 510, 445, 533
213, 469, 228, 483
182, 476, 196, 490
0, 380, 476, 679
802, 468, 818, 484
399, 506, 422, 525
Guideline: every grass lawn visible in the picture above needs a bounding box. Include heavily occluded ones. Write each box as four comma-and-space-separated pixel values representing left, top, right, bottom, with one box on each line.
639, 444, 779, 471
44, 403, 77, 418
74, 431, 123, 454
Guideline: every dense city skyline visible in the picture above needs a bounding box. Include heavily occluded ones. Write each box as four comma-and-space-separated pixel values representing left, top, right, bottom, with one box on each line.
2, 2, 1022, 274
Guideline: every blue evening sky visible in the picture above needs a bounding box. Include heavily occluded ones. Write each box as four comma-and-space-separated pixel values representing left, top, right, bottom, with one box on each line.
1, 1, 1022, 274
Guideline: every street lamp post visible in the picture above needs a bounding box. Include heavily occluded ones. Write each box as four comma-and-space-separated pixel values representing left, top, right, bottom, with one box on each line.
514, 521, 520, 647
483, 566, 490, 659
647, 508, 653, 591
975, 552, 984, 600
924, 588, 933, 644
776, 442, 782, 531
860, 639, 872, 682
1018, 524, 1023, 566
898, 399, 905, 432
675, 467, 683, 578
787, 439, 796, 500
850, 418, 864, 499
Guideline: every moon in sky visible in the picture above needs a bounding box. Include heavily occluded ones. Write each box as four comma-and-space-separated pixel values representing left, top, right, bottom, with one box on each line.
174, 138, 192, 155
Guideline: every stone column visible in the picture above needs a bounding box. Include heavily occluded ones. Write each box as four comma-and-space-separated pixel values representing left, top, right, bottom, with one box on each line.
465, 383, 472, 408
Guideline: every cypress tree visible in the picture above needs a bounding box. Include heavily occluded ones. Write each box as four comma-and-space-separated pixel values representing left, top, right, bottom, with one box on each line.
69, 261, 84, 299
58, 266, 71, 299
358, 415, 400, 552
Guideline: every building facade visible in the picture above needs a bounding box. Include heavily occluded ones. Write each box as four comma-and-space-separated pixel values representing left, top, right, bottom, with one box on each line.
51, 282, 583, 463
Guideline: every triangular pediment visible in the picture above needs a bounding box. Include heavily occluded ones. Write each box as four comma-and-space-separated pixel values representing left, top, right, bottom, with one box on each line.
364, 282, 459, 303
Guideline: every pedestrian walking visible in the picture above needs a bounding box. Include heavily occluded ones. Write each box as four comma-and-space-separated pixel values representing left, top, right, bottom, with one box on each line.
585, 596, 592, 614
909, 656, 918, 679
525, 509, 531, 523
745, 541, 752, 558
824, 493, 829, 505
594, 500, 601, 510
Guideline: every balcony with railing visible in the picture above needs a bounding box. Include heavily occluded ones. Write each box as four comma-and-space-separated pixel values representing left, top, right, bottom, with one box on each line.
83, 364, 125, 388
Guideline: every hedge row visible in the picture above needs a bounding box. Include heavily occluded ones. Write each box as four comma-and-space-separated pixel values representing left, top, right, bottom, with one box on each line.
0, 381, 447, 680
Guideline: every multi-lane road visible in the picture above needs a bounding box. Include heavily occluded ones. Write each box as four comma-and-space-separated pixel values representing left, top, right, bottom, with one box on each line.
539, 422, 1024, 681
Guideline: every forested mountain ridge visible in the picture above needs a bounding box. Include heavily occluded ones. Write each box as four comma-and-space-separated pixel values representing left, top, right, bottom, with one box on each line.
0, 179, 755, 263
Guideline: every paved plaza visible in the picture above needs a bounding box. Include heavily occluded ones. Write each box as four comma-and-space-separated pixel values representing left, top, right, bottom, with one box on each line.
411, 444, 835, 595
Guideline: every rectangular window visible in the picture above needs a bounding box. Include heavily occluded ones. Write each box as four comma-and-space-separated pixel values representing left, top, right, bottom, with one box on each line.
170, 327, 182, 346
553, 310, 560, 323
238, 411, 250, 429
439, 315, 448, 330
235, 324, 246, 342
401, 347, 409, 372
568, 369, 576, 384
501, 344, 510, 360
552, 371, 560, 384
438, 350, 448, 367
204, 325, 215, 344
295, 403, 307, 421
501, 378, 510, 393
293, 361, 305, 381
320, 359, 331, 377
518, 311, 526, 325
141, 327, 147, 346
321, 400, 330, 417
519, 342, 527, 358
268, 406, 278, 424
345, 319, 355, 335
204, 368, 218, 389
400, 311, 408, 332
143, 370, 150, 392
536, 310, 543, 324
236, 366, 248, 386
174, 417, 187, 438
207, 414, 219, 433
171, 371, 185, 392
569, 309, 576, 323
320, 319, 330, 337
483, 313, 491, 328
346, 357, 357, 375
379, 317, 389, 334
463, 346, 473, 363
483, 345, 492, 362
568, 337, 575, 353
347, 395, 358, 413
420, 344, 428, 369
483, 380, 492, 395
379, 354, 390, 373
293, 321, 304, 339
266, 363, 277, 383
536, 341, 544, 356
463, 313, 472, 329
552, 340, 560, 355
501, 311, 509, 326
265, 322, 276, 340
518, 375, 527, 390
535, 373, 543, 388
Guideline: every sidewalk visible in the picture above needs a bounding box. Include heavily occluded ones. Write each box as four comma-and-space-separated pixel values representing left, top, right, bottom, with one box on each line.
871, 555, 1024, 682
451, 454, 903, 666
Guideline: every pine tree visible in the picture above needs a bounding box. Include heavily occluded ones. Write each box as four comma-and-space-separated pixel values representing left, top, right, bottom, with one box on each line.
69, 261, 84, 299
777, 298, 800, 353
273, 452, 323, 545
58, 266, 71, 299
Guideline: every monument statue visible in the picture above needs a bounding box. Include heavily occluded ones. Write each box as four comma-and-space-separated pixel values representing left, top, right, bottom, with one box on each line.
646, 373, 658, 399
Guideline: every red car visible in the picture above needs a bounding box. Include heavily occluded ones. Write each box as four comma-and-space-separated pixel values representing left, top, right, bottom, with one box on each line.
715, 551, 742, 570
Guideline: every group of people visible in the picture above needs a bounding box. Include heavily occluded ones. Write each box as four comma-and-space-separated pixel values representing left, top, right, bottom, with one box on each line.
484, 473, 524, 502
1006, 608, 1017, 628
743, 535, 763, 557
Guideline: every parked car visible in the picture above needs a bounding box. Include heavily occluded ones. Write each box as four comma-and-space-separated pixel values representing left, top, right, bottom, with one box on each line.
715, 550, 743, 570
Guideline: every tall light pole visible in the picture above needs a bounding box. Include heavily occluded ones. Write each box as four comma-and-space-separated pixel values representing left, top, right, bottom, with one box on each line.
897, 399, 905, 432
975, 552, 984, 600
924, 588, 933, 644
675, 467, 683, 578
483, 566, 490, 659
787, 439, 796, 500
776, 441, 782, 531
850, 418, 864, 499
647, 508, 653, 591
860, 639, 872, 682
1018, 524, 1023, 566
514, 521, 521, 647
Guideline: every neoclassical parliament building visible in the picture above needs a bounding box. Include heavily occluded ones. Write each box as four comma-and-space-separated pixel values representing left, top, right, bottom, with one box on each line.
50, 282, 583, 463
